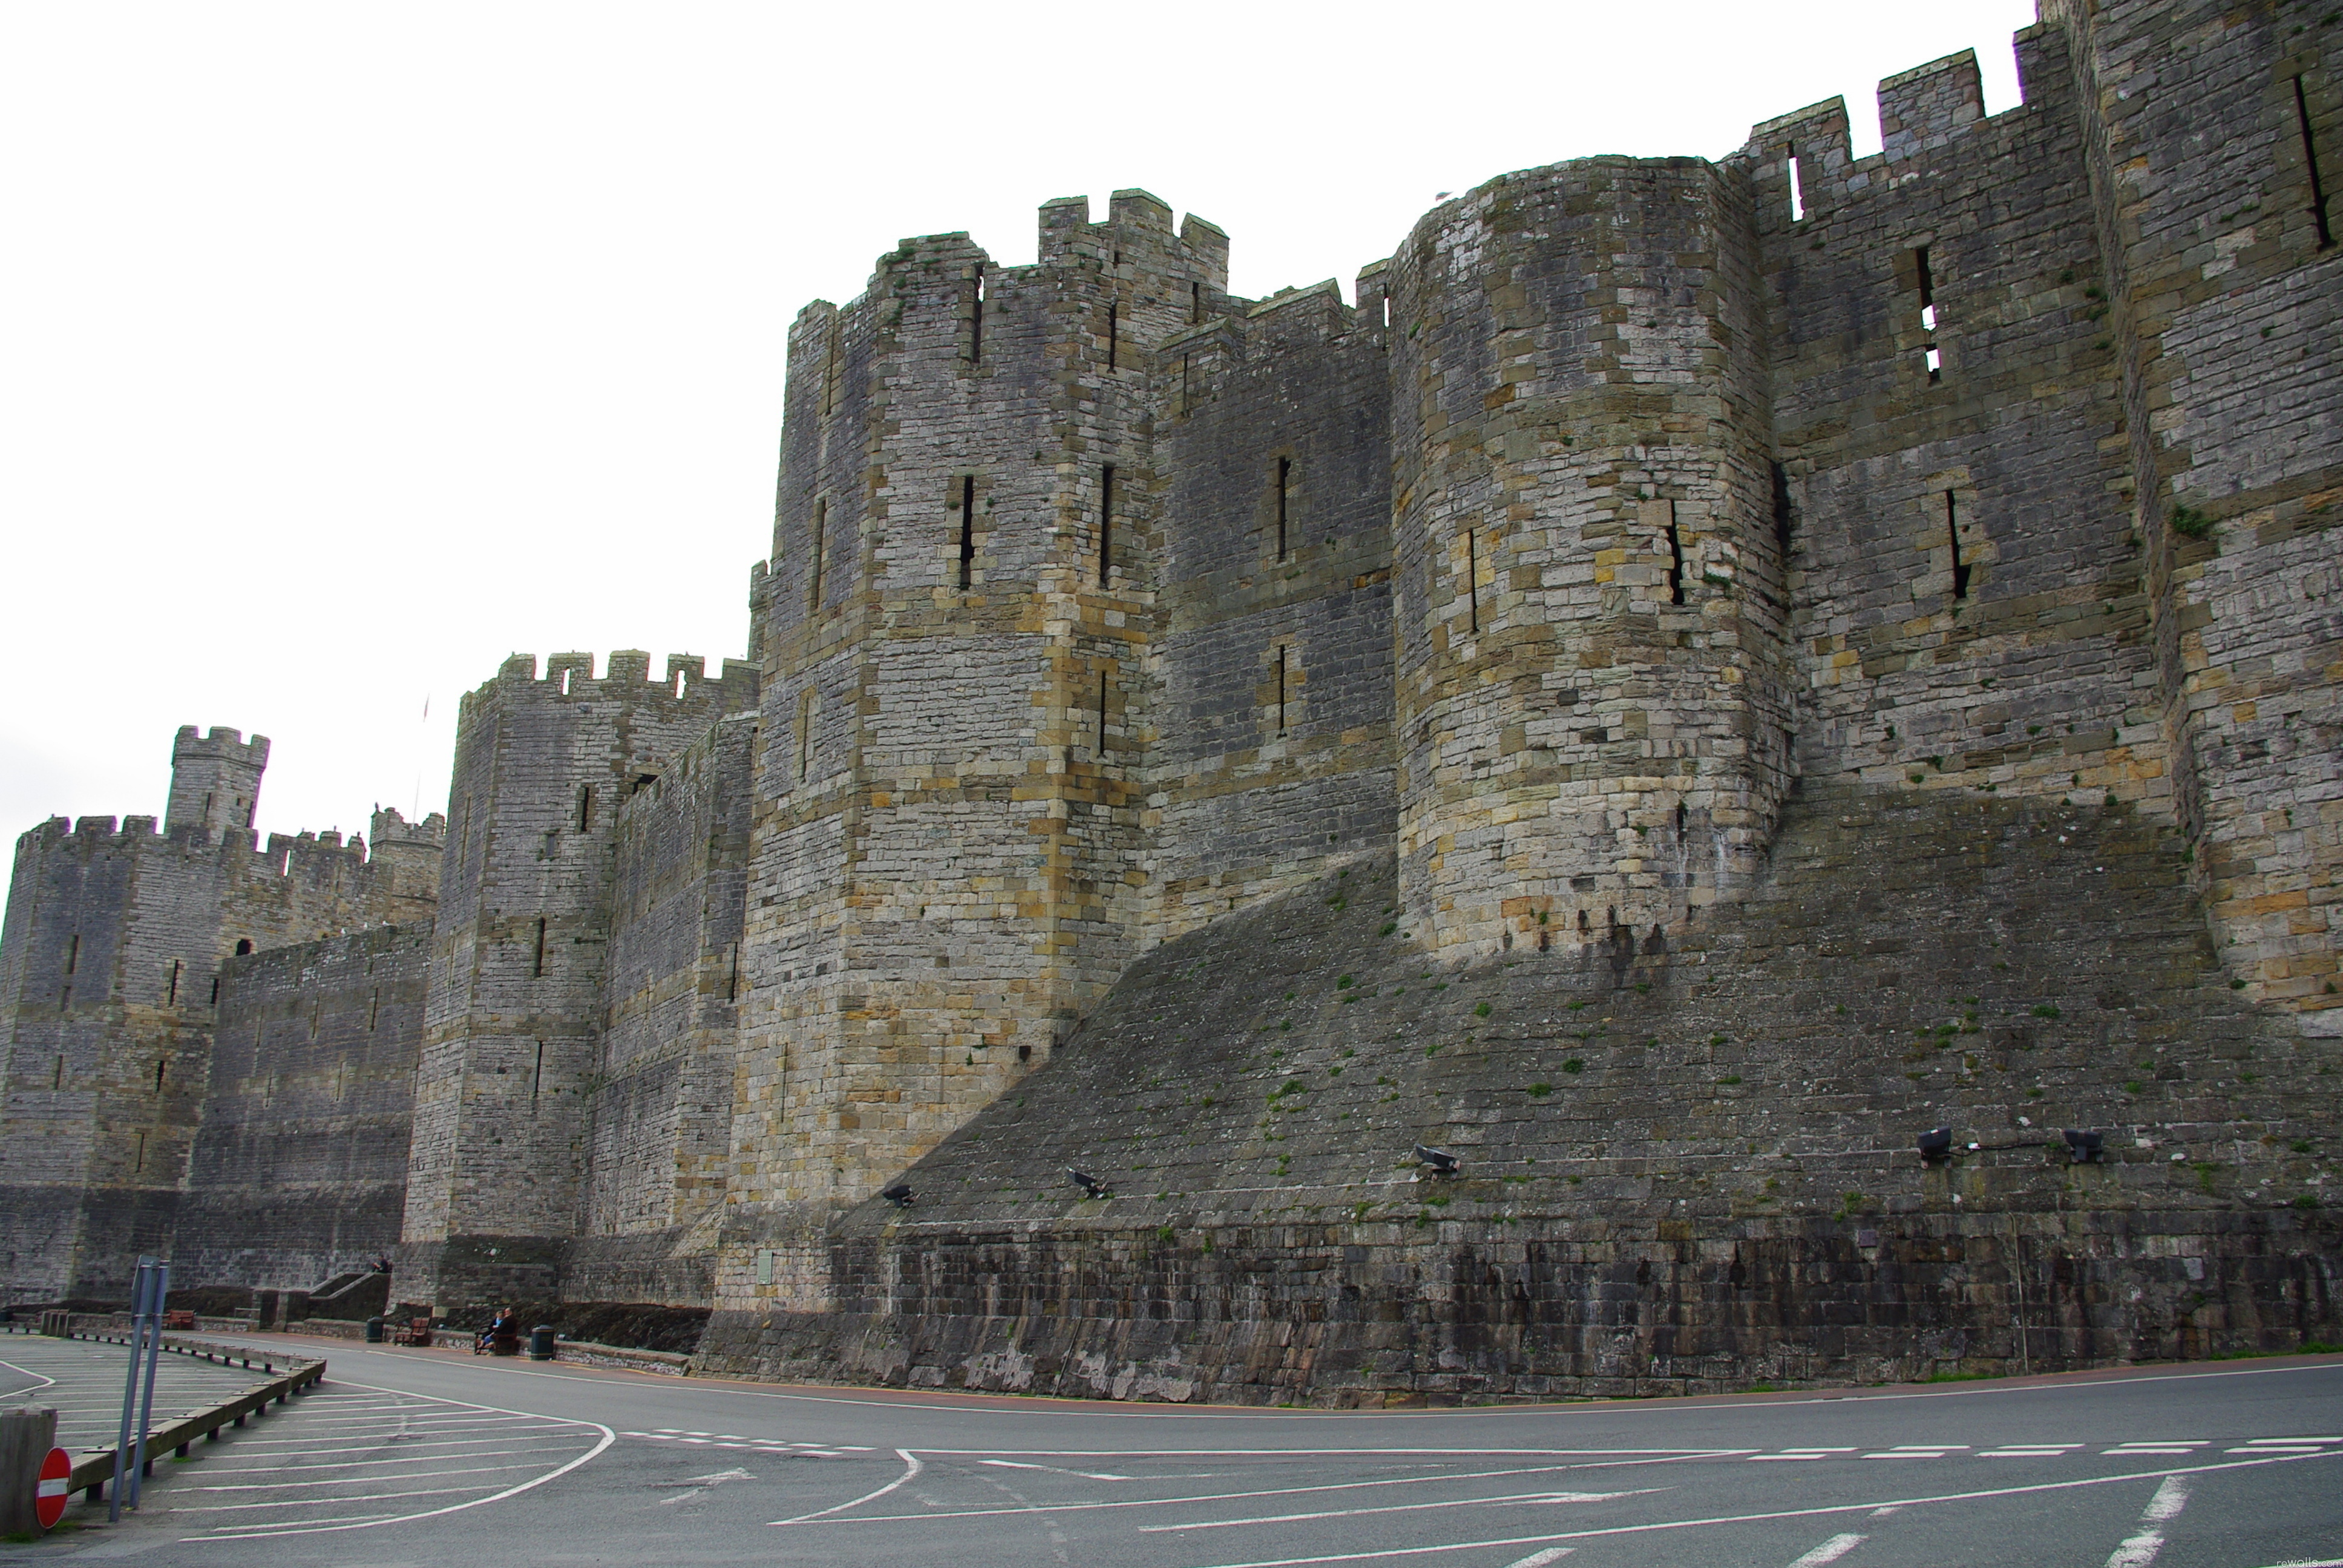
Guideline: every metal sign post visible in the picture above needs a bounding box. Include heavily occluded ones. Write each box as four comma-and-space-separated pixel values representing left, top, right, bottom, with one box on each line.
129, 1258, 168, 1506
107, 1257, 169, 1518
109, 1258, 152, 1521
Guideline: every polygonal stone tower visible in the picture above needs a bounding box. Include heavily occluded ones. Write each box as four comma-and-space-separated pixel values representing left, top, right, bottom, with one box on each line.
724, 192, 1232, 1307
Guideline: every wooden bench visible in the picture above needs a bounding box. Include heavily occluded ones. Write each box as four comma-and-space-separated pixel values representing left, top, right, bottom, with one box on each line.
391, 1316, 434, 1347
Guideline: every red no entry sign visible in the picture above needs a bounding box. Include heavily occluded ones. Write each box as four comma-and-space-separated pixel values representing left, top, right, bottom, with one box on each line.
34, 1446, 69, 1530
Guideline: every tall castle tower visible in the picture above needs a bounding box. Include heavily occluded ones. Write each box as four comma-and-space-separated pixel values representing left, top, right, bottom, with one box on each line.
724, 193, 1232, 1305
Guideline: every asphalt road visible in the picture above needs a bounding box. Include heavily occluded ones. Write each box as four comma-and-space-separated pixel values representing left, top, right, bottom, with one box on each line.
4, 1336, 2339, 1567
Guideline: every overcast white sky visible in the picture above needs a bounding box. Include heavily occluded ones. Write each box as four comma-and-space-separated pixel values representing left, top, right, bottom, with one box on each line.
0, 1, 2037, 907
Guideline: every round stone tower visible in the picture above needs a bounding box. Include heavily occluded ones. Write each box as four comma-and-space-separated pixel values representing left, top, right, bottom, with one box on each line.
1386, 157, 1794, 961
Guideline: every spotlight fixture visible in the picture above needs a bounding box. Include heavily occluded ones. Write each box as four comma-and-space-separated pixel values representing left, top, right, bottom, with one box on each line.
1414, 1145, 1460, 1175
1917, 1127, 1954, 1164
2062, 1128, 2105, 1165
1068, 1168, 1111, 1198
881, 1183, 914, 1207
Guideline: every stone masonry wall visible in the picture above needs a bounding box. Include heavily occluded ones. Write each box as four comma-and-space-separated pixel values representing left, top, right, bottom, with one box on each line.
174, 924, 429, 1290
564, 711, 757, 1305
0, 735, 440, 1303
1147, 279, 1397, 941
700, 780, 2342, 1400
399, 650, 754, 1310
2044, 0, 2342, 1024
1742, 36, 2163, 820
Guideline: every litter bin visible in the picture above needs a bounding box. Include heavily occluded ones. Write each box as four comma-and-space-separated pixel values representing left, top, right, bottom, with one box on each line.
527, 1324, 556, 1362
364, 1316, 385, 1344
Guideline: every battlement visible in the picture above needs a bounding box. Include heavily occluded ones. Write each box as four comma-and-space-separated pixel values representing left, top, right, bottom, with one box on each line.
464, 650, 759, 730
1733, 31, 2053, 234
1036, 190, 1230, 290
369, 806, 447, 848
171, 725, 270, 769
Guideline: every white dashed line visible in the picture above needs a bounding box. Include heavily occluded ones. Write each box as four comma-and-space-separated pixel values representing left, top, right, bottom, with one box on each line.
1785, 1534, 1867, 1567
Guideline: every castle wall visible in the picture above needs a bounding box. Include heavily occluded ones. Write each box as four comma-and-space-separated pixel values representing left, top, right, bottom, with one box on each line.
172, 924, 429, 1290
399, 650, 754, 1309
2045, 0, 2341, 1023
1145, 281, 1397, 941
1740, 38, 2161, 822
1386, 157, 1793, 960
563, 712, 756, 1305
0, 791, 441, 1302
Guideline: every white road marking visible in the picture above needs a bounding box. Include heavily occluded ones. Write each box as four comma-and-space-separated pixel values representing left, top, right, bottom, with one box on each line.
2103, 1473, 2189, 1567
980, 1459, 1140, 1481
1752, 1449, 1856, 1462
1786, 1535, 1866, 1567
1138, 1488, 1663, 1533
185, 1460, 566, 1492
1501, 1553, 1572, 1568
1979, 1446, 2083, 1457
767, 1447, 923, 1526
791, 1453, 1725, 1526
2253, 1558, 2343, 1566
1862, 1446, 1966, 1459
183, 1377, 613, 1543
0, 1356, 59, 1394
1171, 1449, 2338, 1568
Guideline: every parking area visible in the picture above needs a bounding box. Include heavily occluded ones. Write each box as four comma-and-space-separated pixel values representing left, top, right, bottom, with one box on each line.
0, 1330, 272, 1453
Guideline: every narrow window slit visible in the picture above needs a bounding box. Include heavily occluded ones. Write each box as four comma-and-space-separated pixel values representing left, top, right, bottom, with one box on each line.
1191, 280, 1202, 323
1107, 301, 1118, 371
1915, 247, 1941, 382
1787, 150, 1806, 221
368, 987, 379, 1030
576, 785, 592, 832
1664, 503, 1686, 606
958, 475, 976, 590
809, 498, 828, 613
134, 1132, 146, 1174
1947, 491, 1971, 600
65, 934, 78, 975
1276, 457, 1291, 560
532, 916, 547, 978
154, 1057, 166, 1091
53, 1057, 64, 1090
727, 944, 741, 1003
1466, 528, 1480, 633
1099, 465, 1115, 584
166, 961, 180, 1006
560, 667, 572, 696
532, 1040, 545, 1107
1771, 461, 1794, 557
2297, 76, 2333, 249
971, 264, 986, 362
797, 690, 816, 782
209, 977, 220, 1005
1277, 644, 1289, 736
1096, 671, 1110, 758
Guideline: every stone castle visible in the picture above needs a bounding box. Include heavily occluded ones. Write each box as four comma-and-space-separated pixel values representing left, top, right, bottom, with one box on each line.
5, 0, 2339, 1399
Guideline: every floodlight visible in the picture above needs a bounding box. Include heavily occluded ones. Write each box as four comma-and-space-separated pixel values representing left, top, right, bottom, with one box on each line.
2062, 1128, 2105, 1164
881, 1183, 914, 1206
1917, 1127, 1953, 1163
1068, 1168, 1110, 1198
1414, 1145, 1460, 1174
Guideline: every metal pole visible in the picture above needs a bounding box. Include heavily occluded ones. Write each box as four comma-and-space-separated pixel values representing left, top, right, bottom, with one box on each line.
130, 1260, 169, 1504
110, 1258, 152, 1522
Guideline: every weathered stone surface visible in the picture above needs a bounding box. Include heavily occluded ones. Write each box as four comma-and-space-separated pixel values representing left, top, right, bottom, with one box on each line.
3, 1, 2336, 1396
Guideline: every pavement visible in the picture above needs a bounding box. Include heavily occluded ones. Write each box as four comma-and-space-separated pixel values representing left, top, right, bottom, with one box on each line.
1, 1332, 2338, 1566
